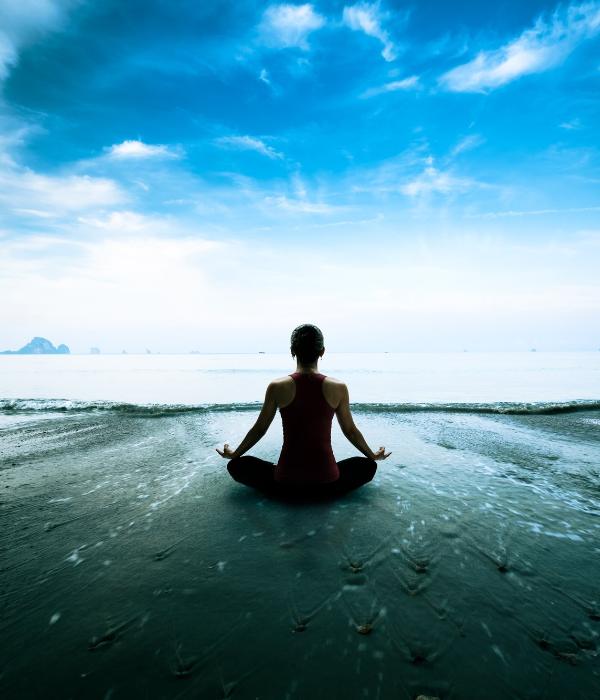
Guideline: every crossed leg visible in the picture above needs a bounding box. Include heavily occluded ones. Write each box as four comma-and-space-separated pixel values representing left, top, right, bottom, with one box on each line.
227, 455, 377, 498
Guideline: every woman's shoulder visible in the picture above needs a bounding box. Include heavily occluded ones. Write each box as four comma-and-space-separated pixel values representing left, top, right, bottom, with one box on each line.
270, 374, 295, 385
269, 375, 296, 408
268, 374, 295, 396
321, 375, 346, 410
322, 374, 345, 387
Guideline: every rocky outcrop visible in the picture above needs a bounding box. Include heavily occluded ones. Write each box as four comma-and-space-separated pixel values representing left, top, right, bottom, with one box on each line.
1, 337, 71, 354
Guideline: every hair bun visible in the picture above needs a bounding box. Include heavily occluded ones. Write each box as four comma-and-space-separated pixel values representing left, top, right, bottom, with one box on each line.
290, 324, 324, 364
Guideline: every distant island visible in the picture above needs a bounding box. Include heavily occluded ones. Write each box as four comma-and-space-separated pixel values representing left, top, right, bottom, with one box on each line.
0, 337, 70, 355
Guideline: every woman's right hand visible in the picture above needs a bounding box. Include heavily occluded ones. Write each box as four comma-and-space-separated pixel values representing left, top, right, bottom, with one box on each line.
372, 446, 391, 460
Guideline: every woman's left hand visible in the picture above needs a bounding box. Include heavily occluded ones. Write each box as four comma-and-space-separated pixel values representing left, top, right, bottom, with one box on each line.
216, 443, 237, 459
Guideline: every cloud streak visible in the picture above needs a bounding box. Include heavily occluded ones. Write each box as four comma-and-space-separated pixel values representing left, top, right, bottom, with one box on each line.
440, 1, 600, 92
360, 75, 419, 98
343, 2, 398, 61
450, 134, 485, 157
468, 205, 600, 219
215, 135, 283, 159
263, 195, 338, 214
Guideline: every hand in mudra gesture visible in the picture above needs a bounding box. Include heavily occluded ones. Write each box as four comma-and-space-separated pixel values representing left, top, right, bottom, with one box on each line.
216, 443, 236, 459
373, 446, 391, 460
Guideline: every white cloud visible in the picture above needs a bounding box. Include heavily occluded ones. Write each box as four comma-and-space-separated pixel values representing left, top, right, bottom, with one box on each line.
559, 117, 583, 129
78, 211, 155, 232
0, 0, 76, 80
215, 135, 283, 159
469, 205, 600, 219
76, 211, 232, 241
263, 195, 337, 214
259, 68, 271, 84
440, 1, 600, 92
449, 134, 484, 157
0, 167, 126, 214
12, 207, 56, 218
401, 166, 477, 197
259, 4, 325, 50
343, 2, 397, 61
360, 75, 419, 98
106, 140, 182, 160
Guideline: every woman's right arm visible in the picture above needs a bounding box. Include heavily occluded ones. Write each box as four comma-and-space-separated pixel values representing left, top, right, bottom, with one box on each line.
335, 384, 391, 460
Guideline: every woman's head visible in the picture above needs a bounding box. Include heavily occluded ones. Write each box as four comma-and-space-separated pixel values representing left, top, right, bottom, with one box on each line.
290, 324, 324, 365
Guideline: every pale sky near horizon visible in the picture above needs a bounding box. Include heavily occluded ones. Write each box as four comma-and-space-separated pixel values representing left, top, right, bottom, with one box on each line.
0, 0, 599, 353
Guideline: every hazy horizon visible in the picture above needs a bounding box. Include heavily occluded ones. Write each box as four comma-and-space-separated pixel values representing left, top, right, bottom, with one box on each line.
2, 339, 600, 354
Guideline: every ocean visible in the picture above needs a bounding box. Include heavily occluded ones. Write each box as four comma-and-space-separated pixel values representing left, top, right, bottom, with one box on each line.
1, 351, 599, 407
1, 352, 599, 698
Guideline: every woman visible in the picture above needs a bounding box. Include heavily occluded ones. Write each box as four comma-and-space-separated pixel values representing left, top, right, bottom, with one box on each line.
217, 324, 391, 498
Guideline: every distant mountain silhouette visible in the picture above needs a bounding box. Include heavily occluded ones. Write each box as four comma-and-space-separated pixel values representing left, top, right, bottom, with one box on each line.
0, 337, 70, 354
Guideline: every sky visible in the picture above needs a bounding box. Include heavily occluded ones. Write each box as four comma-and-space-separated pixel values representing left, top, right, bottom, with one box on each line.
0, 0, 599, 353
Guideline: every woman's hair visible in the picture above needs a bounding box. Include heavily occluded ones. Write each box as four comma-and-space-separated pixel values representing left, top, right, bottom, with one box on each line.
290, 324, 324, 365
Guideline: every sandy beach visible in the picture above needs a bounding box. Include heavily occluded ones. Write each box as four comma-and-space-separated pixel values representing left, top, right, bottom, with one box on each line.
1, 404, 599, 699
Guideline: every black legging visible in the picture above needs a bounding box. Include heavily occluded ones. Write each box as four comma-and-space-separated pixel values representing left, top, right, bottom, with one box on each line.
227, 456, 377, 499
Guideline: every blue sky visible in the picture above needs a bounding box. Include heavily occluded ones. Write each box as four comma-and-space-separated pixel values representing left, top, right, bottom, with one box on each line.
0, 0, 599, 352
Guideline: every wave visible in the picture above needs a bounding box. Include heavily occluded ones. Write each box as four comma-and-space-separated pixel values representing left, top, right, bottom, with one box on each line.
1, 398, 600, 417
0, 399, 261, 416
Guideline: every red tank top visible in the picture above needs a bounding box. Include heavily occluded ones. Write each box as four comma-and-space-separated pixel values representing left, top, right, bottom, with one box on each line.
274, 372, 339, 485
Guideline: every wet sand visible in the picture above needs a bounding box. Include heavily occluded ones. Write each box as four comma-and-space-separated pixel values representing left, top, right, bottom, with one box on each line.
1, 408, 599, 699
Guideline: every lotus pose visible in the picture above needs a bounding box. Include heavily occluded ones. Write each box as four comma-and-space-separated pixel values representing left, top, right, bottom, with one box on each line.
217, 324, 391, 498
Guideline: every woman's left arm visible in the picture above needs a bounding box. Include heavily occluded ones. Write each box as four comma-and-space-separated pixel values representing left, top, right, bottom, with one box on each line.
216, 383, 278, 459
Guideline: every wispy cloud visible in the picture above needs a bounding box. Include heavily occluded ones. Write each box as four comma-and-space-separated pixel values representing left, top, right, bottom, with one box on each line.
215, 135, 284, 159
78, 211, 157, 233
263, 195, 337, 214
449, 134, 485, 157
360, 75, 419, 98
401, 166, 479, 197
106, 140, 182, 159
258, 4, 325, 50
468, 205, 600, 219
559, 117, 583, 129
0, 167, 126, 215
439, 1, 600, 92
342, 2, 398, 61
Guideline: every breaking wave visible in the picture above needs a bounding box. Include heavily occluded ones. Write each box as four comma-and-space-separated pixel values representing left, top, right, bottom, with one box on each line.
1, 398, 600, 417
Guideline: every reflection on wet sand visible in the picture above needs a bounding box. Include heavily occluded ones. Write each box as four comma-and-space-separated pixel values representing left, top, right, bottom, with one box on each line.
1, 407, 599, 698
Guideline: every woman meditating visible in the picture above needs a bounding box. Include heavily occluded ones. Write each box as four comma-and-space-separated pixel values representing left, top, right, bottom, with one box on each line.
217, 324, 391, 498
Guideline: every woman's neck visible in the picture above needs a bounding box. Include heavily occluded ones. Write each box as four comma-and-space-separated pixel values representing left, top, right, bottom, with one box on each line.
296, 361, 319, 374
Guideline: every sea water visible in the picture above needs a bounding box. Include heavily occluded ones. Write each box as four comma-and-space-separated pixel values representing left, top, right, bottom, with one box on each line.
1, 352, 599, 698
1, 350, 599, 405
